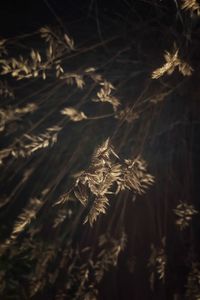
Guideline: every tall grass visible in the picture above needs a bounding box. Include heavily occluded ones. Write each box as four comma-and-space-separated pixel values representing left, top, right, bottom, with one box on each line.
0, 1, 199, 299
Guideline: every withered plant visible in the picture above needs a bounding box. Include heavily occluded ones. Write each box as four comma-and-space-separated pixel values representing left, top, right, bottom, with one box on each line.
0, 1, 199, 299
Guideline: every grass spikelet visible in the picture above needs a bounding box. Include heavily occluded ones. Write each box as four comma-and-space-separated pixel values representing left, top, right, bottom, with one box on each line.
61, 107, 87, 121
181, 0, 200, 15
152, 47, 193, 79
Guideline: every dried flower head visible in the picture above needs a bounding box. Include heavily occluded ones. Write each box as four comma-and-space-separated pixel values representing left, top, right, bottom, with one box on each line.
11, 125, 61, 158
94, 81, 120, 111
181, 0, 200, 16
174, 202, 198, 230
72, 139, 154, 225
116, 157, 155, 195
40, 26, 74, 51
152, 47, 193, 79
61, 107, 87, 122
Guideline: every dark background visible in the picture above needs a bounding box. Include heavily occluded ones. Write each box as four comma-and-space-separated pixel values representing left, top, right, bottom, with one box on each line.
0, 1, 200, 299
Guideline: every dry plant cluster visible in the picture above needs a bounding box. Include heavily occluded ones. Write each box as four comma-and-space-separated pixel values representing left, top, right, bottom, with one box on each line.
0, 0, 199, 299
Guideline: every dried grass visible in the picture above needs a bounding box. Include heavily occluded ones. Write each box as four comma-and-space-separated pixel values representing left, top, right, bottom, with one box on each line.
0, 3, 199, 299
